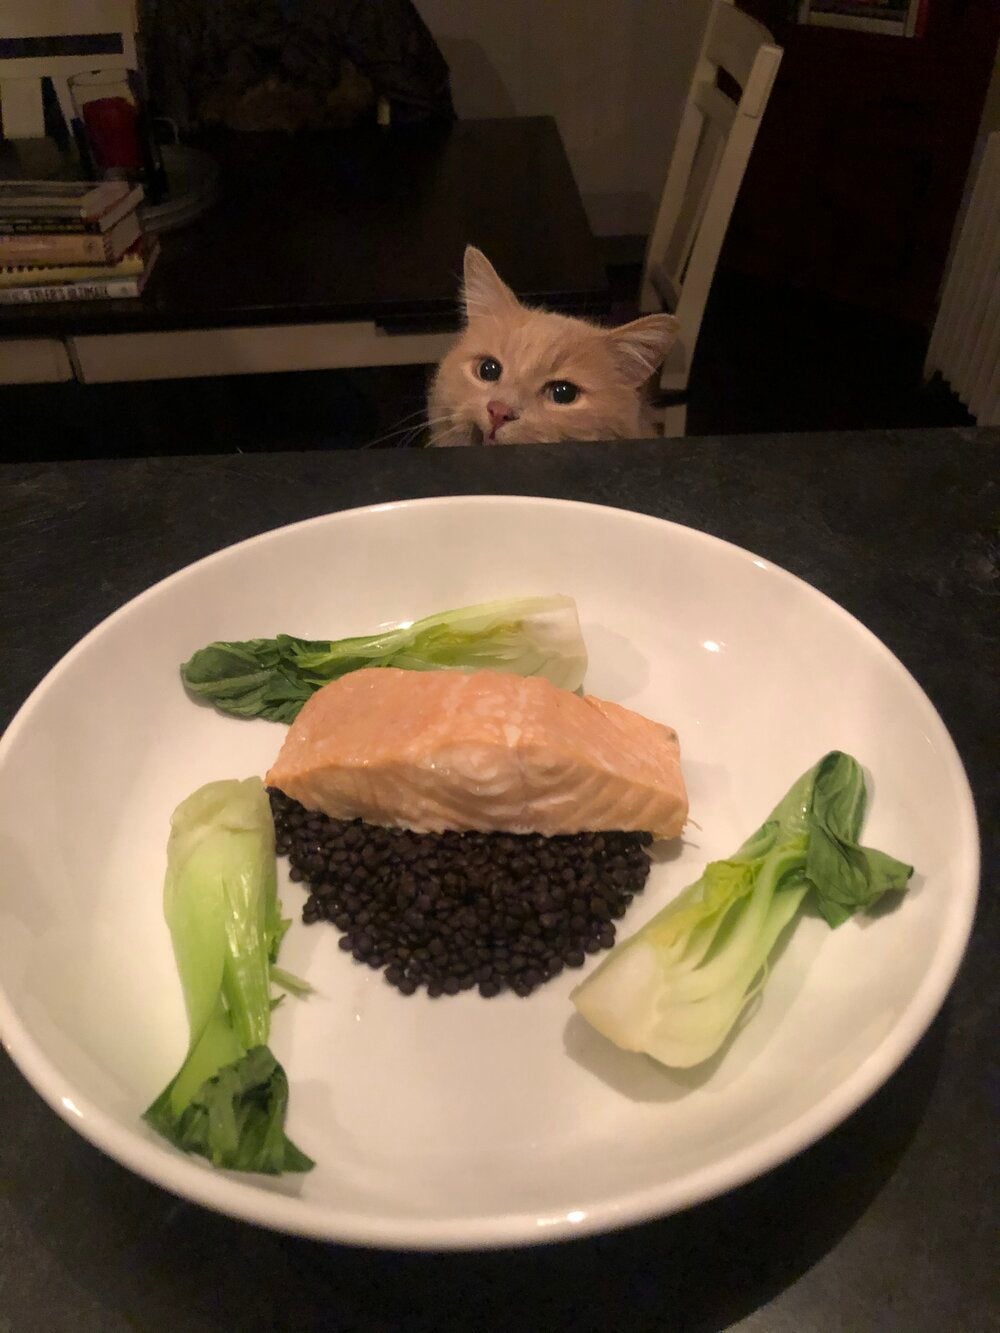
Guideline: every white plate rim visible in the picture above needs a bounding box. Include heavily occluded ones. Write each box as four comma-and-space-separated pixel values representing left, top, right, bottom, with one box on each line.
0, 494, 981, 1249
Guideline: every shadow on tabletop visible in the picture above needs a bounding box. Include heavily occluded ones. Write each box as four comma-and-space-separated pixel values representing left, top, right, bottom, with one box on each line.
0, 365, 435, 463
2, 1001, 949, 1333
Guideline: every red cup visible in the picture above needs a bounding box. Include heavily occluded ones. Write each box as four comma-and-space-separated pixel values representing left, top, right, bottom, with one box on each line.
80, 95, 143, 172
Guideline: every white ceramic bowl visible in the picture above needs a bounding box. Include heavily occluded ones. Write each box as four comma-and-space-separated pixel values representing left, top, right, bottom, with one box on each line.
0, 497, 978, 1248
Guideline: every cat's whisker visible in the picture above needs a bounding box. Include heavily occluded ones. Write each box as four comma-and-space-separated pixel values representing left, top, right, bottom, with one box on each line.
362, 416, 440, 449
362, 408, 435, 449
393, 424, 429, 449
417, 414, 481, 449
362, 414, 456, 450
406, 416, 464, 450
386, 405, 432, 427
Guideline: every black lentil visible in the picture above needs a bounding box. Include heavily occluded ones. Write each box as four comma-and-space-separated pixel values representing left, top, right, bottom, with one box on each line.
268, 788, 652, 1000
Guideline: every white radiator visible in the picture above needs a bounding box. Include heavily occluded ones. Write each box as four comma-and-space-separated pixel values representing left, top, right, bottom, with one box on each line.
925, 131, 1000, 426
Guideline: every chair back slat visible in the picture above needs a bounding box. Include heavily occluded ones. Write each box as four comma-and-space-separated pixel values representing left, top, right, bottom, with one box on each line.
704, 0, 772, 92
640, 0, 782, 419
662, 112, 728, 295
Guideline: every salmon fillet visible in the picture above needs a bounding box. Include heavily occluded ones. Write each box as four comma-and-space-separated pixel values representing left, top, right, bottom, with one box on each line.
265, 667, 687, 839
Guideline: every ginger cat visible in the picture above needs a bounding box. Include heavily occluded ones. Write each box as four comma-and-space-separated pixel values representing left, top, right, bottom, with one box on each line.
428, 247, 677, 446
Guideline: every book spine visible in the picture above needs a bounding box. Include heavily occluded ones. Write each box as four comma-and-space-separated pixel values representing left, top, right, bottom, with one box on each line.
0, 278, 142, 304
0, 217, 100, 235
0, 233, 111, 265
0, 184, 127, 218
0, 206, 94, 221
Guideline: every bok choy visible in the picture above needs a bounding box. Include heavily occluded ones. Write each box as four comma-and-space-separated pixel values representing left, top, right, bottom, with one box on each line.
144, 777, 313, 1173
180, 594, 588, 723
571, 752, 912, 1069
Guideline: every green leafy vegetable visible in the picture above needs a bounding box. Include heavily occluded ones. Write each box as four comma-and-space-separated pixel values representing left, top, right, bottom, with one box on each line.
144, 777, 313, 1173
806, 754, 914, 926
180, 594, 588, 722
571, 751, 912, 1069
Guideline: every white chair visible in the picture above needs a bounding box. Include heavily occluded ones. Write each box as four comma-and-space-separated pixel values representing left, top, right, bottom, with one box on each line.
0, 1, 138, 143
640, 0, 782, 437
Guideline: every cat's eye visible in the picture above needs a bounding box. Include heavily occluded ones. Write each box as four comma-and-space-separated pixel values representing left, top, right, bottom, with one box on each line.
547, 380, 580, 405
477, 357, 503, 382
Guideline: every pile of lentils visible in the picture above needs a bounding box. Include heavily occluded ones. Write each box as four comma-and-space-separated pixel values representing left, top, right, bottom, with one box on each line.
268, 787, 652, 999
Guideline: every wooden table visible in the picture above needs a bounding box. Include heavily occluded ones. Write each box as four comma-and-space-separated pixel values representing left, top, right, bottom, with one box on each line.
0, 117, 609, 385
1, 427, 996, 1332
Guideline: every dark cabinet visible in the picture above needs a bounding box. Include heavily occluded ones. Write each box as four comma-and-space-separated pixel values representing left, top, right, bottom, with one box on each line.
723, 0, 1000, 325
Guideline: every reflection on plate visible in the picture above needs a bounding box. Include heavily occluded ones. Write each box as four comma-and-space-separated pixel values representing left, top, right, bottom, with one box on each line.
0, 497, 978, 1248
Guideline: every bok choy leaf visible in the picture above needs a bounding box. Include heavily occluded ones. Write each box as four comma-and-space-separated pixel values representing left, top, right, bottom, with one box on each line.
571, 752, 912, 1069
144, 777, 313, 1173
180, 594, 588, 722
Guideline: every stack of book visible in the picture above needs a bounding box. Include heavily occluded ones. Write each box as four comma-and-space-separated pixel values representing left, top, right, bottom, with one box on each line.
0, 179, 160, 305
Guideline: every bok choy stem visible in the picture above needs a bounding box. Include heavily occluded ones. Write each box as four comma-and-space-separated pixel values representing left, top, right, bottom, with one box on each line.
144, 777, 313, 1173
180, 594, 588, 722
572, 752, 912, 1069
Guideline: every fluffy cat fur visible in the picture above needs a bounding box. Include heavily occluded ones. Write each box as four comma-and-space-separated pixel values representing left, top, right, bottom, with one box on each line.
427, 247, 678, 446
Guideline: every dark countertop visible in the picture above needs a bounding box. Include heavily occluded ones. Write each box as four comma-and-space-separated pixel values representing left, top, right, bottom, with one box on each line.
1, 428, 997, 1332
0, 118, 609, 338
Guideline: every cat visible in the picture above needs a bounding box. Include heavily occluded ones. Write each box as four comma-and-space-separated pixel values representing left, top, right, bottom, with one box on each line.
427, 246, 678, 447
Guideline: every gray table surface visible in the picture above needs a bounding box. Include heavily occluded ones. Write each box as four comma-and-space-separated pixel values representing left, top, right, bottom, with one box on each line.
1, 428, 997, 1332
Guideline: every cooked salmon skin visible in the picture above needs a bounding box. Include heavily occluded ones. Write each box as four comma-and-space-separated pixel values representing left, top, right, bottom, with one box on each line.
265, 667, 687, 838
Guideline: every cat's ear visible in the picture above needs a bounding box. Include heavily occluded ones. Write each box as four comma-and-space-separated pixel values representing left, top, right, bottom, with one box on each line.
605, 314, 679, 386
462, 246, 519, 321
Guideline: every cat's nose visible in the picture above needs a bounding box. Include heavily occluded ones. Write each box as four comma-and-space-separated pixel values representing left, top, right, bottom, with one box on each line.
487, 399, 520, 429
